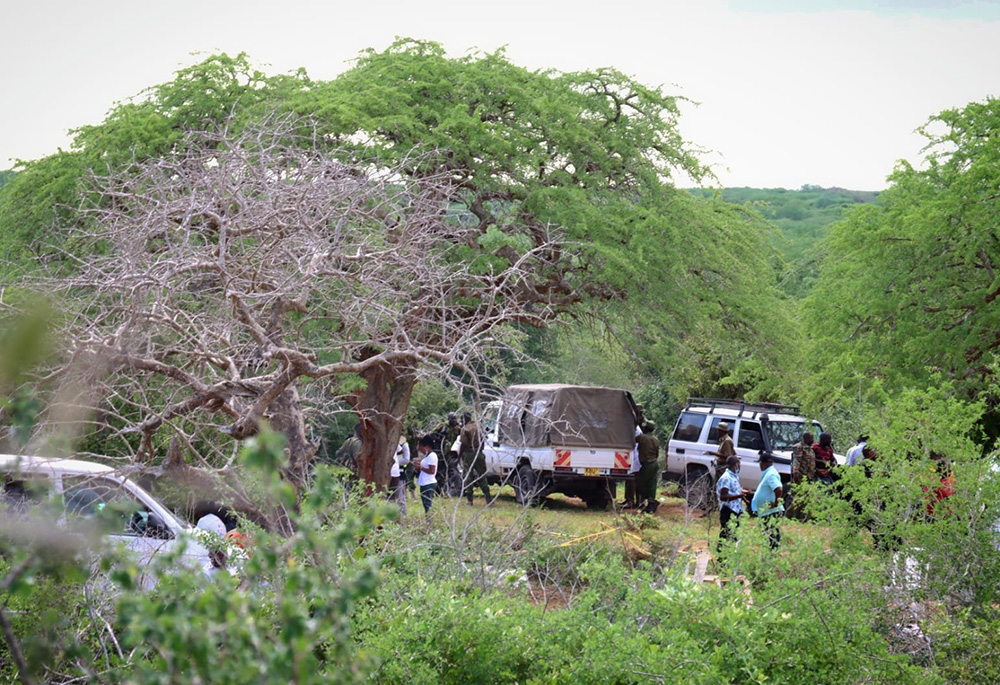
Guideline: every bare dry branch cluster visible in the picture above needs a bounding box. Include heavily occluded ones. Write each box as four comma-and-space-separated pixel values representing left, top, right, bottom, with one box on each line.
28, 117, 567, 485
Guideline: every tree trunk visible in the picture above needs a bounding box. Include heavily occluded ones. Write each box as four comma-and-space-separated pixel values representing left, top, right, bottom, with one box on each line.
353, 358, 417, 491
269, 384, 318, 491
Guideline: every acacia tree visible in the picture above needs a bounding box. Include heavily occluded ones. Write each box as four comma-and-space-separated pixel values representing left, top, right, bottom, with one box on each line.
8, 43, 795, 488
296, 39, 795, 402
805, 97, 1000, 422
36, 118, 560, 496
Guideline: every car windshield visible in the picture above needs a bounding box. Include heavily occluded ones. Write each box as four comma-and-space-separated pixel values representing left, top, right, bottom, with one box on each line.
766, 420, 823, 451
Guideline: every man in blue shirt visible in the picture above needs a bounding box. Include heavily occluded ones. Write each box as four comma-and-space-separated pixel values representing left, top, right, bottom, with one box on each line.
752, 451, 785, 549
716, 455, 746, 552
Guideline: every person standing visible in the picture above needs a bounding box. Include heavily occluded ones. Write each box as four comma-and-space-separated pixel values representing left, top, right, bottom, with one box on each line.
334, 425, 362, 478
435, 413, 462, 496
812, 432, 836, 485
846, 434, 869, 467
791, 432, 815, 484
751, 451, 784, 549
624, 423, 642, 508
707, 422, 736, 475
635, 421, 661, 513
414, 436, 439, 515
788, 431, 815, 519
716, 455, 746, 550
460, 412, 491, 505
390, 435, 410, 517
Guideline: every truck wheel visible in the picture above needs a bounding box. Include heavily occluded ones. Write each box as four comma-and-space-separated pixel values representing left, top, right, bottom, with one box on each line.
683, 466, 714, 511
513, 464, 538, 505
582, 489, 611, 510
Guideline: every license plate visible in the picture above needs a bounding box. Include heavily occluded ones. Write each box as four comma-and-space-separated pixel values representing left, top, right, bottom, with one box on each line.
584, 467, 599, 477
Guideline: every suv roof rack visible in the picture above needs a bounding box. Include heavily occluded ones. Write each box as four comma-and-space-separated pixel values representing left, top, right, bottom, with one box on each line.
685, 397, 802, 417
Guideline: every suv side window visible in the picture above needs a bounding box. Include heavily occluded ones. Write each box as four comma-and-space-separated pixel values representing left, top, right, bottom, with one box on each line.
482, 405, 499, 437
63, 476, 166, 538
706, 417, 734, 443
672, 412, 706, 442
2, 476, 52, 517
737, 421, 765, 451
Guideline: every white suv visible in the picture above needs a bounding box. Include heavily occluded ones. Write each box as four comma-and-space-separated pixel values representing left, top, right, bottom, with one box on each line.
664, 398, 829, 510
1, 454, 212, 585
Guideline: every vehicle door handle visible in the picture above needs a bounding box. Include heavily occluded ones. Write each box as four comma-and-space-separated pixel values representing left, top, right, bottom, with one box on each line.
493, 441, 500, 447
676, 448, 685, 454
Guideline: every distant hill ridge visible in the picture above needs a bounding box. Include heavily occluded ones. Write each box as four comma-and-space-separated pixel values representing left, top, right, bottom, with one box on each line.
689, 185, 880, 296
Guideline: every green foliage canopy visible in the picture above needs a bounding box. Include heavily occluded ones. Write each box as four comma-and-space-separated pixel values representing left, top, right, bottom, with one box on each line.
804, 97, 1000, 417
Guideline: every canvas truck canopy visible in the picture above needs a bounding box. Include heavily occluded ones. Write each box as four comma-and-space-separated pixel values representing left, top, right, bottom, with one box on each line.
498, 384, 639, 449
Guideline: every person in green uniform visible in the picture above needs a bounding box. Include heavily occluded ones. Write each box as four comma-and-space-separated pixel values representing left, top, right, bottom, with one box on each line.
635, 421, 661, 513
432, 413, 463, 496
459, 412, 491, 505
334, 425, 362, 481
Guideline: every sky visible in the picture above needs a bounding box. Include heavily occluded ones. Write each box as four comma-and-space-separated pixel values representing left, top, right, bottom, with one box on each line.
3, 0, 999, 190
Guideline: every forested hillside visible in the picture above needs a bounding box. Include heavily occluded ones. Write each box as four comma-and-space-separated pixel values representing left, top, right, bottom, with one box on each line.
693, 185, 880, 296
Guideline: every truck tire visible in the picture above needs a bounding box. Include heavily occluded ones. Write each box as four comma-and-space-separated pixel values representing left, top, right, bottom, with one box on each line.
513, 463, 538, 505
582, 490, 611, 510
683, 466, 714, 511
582, 481, 613, 510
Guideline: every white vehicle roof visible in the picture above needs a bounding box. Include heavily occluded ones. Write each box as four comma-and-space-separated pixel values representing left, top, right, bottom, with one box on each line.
0, 454, 127, 476
682, 400, 810, 423
1, 454, 189, 532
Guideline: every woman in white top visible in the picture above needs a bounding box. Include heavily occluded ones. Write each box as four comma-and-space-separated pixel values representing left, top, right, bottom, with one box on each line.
414, 436, 439, 513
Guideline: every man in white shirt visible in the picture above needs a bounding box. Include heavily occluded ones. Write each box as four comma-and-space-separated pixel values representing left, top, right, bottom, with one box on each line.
414, 436, 439, 514
846, 434, 869, 467
390, 436, 410, 517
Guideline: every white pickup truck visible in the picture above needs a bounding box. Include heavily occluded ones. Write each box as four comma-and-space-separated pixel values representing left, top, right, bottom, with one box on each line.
480, 384, 639, 509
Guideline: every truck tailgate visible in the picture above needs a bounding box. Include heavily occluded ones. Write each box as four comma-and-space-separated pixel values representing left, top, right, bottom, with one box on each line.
554, 446, 632, 472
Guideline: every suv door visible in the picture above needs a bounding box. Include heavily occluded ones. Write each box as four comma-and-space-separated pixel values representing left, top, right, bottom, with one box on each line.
733, 420, 765, 488
668, 411, 708, 473
481, 402, 513, 475
62, 476, 177, 583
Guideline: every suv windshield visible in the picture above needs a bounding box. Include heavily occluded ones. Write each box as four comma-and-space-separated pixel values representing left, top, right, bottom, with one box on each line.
766, 420, 823, 451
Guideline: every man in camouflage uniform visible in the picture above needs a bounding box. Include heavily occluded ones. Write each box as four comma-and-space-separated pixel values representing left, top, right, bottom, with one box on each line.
791, 431, 815, 484
787, 431, 815, 519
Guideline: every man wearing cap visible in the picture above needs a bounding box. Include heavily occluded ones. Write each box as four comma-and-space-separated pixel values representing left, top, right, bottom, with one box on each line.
752, 451, 785, 549
635, 421, 661, 513
707, 422, 736, 475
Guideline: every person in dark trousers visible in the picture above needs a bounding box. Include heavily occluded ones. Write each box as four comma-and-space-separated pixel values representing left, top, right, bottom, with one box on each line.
635, 421, 661, 513
752, 451, 785, 549
788, 431, 815, 519
433, 413, 462, 496
414, 436, 439, 515
716, 455, 747, 553
460, 412, 491, 505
